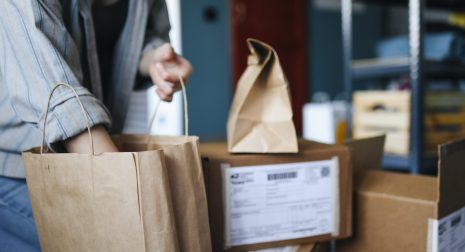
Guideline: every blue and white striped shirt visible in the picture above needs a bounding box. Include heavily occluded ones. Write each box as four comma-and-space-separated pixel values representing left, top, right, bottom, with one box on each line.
0, 0, 170, 178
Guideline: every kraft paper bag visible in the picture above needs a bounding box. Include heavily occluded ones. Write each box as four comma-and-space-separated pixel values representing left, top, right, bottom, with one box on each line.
117, 77, 212, 252
22, 84, 178, 252
227, 38, 298, 153
115, 134, 212, 252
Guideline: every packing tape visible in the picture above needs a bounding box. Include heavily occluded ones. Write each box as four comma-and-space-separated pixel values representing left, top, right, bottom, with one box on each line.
427, 218, 438, 252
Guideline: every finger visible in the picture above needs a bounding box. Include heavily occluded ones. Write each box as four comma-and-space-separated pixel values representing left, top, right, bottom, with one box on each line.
156, 87, 173, 102
163, 45, 175, 61
150, 63, 182, 96
172, 56, 193, 81
151, 68, 175, 95
151, 43, 171, 62
155, 62, 179, 83
158, 58, 193, 88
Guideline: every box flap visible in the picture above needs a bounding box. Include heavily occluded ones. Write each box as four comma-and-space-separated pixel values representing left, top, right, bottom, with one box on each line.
199, 142, 229, 157
358, 170, 438, 203
438, 138, 465, 218
298, 139, 333, 149
200, 139, 346, 158
345, 135, 385, 172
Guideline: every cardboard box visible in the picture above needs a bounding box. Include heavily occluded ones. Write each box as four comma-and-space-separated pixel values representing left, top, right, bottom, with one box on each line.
353, 91, 465, 156
200, 140, 352, 251
252, 242, 329, 252
338, 136, 465, 252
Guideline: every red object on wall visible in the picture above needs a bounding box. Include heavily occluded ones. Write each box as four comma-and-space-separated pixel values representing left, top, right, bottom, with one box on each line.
230, 0, 309, 135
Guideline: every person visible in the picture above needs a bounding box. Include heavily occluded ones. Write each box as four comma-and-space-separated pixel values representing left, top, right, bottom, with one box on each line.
0, 0, 192, 250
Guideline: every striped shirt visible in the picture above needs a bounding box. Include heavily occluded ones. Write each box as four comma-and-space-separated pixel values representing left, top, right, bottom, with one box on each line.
0, 0, 170, 178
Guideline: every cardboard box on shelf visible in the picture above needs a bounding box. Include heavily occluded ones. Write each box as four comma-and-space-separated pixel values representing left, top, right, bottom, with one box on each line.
200, 140, 352, 251
353, 90, 465, 156
338, 136, 465, 252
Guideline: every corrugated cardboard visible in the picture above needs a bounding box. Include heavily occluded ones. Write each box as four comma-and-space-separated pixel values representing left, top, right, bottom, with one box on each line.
250, 242, 329, 252
338, 136, 465, 252
200, 140, 352, 251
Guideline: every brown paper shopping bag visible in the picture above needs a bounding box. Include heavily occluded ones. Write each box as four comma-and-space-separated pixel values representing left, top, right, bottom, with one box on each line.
22, 84, 178, 252
114, 78, 212, 252
227, 38, 298, 153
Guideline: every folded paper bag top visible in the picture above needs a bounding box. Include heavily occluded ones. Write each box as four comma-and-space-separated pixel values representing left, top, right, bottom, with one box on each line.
227, 38, 298, 153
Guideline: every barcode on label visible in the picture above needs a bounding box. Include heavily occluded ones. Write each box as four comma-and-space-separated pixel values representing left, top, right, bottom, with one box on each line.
267, 171, 297, 181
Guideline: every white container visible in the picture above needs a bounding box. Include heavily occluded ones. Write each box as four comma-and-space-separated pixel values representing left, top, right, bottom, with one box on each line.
303, 101, 348, 144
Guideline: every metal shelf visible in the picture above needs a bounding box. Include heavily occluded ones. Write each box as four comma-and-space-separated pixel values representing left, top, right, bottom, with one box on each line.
352, 57, 410, 79
352, 57, 465, 80
382, 154, 438, 173
342, 0, 427, 174
382, 154, 410, 169
354, 0, 465, 11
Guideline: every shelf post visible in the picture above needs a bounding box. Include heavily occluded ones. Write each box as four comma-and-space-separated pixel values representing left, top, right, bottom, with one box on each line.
342, 0, 353, 139
409, 0, 425, 174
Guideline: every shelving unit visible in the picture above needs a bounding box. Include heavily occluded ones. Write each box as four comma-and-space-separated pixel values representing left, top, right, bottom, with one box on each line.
352, 57, 465, 79
342, 0, 465, 174
348, 0, 465, 10
382, 154, 438, 173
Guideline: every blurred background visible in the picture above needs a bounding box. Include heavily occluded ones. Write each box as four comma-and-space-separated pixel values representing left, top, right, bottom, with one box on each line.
162, 0, 465, 174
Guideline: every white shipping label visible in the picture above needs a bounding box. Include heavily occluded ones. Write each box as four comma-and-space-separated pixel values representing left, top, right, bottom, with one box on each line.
222, 158, 339, 247
428, 205, 465, 252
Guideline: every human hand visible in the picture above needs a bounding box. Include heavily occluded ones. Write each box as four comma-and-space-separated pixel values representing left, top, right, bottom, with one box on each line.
140, 43, 193, 101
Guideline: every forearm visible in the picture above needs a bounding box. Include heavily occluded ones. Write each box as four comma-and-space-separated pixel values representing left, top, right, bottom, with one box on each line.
64, 125, 118, 154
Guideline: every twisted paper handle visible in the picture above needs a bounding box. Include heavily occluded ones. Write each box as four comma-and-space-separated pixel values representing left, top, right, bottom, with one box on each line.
148, 75, 189, 136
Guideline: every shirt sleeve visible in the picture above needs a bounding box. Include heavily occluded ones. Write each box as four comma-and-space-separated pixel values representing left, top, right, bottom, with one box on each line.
0, 0, 111, 145
142, 0, 172, 54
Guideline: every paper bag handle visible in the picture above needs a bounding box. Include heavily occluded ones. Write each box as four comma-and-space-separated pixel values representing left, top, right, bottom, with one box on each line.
148, 75, 189, 137
40, 83, 94, 155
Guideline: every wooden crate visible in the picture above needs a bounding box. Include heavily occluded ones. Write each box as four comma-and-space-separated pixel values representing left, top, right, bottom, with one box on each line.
353, 91, 465, 156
